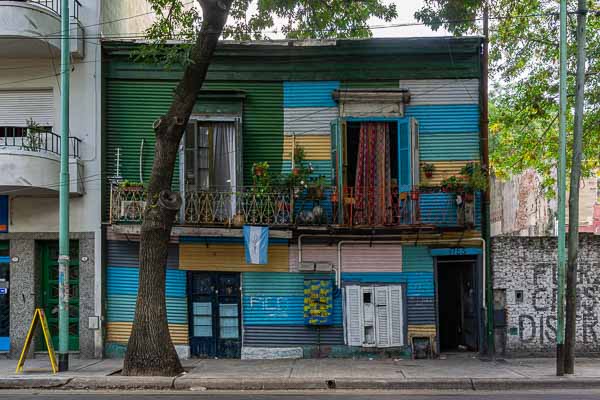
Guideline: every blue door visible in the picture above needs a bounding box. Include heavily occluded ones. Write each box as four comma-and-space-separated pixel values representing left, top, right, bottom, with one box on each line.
188, 272, 241, 358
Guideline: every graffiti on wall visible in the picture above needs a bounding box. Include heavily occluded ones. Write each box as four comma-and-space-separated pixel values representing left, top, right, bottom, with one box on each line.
515, 262, 600, 345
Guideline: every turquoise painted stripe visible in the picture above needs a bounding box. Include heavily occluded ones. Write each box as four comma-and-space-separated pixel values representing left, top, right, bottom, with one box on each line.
342, 272, 434, 297
284, 81, 340, 107
405, 105, 479, 133
281, 160, 332, 184
242, 272, 334, 296
242, 294, 343, 325
107, 266, 187, 297
419, 131, 480, 161
106, 294, 188, 324
419, 192, 481, 229
430, 248, 482, 256
402, 246, 433, 272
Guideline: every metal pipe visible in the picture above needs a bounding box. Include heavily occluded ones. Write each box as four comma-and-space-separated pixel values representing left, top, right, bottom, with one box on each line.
58, 0, 71, 372
297, 234, 485, 304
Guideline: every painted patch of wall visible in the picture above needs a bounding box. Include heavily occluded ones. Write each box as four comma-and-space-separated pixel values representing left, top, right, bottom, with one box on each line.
493, 235, 600, 354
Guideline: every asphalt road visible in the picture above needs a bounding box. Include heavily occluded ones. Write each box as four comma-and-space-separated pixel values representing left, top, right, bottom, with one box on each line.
2, 391, 600, 399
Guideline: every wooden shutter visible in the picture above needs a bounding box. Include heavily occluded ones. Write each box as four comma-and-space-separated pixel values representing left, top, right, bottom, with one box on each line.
410, 118, 420, 189
331, 119, 345, 224
389, 285, 404, 347
345, 286, 363, 346
374, 286, 390, 347
397, 120, 411, 192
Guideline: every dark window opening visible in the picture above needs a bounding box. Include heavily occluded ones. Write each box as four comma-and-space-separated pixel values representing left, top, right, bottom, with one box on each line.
363, 292, 372, 304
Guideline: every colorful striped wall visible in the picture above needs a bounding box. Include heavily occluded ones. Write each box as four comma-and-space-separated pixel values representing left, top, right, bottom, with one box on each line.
179, 237, 289, 272
242, 272, 344, 346
341, 245, 437, 344
105, 241, 189, 349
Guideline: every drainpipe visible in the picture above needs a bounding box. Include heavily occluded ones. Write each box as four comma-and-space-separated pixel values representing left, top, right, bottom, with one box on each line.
298, 234, 486, 306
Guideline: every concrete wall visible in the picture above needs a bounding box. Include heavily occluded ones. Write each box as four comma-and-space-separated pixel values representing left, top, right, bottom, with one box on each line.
5, 232, 96, 358
492, 235, 600, 355
100, 0, 157, 37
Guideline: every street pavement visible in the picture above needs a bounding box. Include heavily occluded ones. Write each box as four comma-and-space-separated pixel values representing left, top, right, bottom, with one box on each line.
2, 390, 600, 399
2, 354, 600, 391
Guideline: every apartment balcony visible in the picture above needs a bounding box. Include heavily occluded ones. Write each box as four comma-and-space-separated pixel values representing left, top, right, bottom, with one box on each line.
0, 129, 83, 195
109, 185, 478, 232
0, 0, 84, 59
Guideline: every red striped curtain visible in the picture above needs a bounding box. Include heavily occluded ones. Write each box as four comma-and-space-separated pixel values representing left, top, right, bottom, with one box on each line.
354, 122, 392, 225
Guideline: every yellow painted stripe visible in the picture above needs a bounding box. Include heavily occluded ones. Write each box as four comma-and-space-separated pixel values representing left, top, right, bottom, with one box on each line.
106, 322, 188, 345
179, 243, 289, 272
283, 135, 331, 161
408, 324, 436, 336
420, 161, 479, 186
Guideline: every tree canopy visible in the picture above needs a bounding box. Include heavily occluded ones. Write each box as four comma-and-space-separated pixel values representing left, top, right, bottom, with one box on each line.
416, 0, 600, 196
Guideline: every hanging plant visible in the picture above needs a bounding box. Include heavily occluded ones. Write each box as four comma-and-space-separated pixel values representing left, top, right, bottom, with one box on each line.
422, 163, 435, 179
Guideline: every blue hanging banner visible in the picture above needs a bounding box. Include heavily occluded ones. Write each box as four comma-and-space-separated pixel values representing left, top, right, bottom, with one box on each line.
243, 225, 269, 265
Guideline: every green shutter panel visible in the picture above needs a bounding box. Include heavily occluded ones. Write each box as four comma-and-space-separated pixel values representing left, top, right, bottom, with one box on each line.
331, 119, 344, 224
398, 120, 411, 192
410, 118, 420, 189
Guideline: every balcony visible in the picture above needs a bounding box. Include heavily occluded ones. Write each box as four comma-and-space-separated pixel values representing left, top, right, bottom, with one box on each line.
0, 0, 84, 59
0, 129, 83, 195
109, 185, 479, 231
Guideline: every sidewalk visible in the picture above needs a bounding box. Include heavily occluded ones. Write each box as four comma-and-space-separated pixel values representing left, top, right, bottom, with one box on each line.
1, 354, 600, 391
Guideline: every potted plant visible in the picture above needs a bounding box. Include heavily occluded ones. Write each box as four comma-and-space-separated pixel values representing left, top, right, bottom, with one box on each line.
460, 163, 487, 203
118, 180, 145, 192
253, 161, 269, 177
422, 163, 435, 179
440, 176, 462, 193
307, 176, 327, 200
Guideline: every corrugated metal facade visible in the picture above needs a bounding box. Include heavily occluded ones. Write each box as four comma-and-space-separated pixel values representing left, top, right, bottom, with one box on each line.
179, 242, 289, 272
342, 272, 434, 297
107, 240, 179, 269
420, 192, 482, 228
105, 242, 189, 349
419, 132, 480, 161
340, 244, 402, 272
284, 107, 338, 135
282, 135, 331, 160
242, 272, 344, 346
405, 105, 480, 133
400, 79, 479, 105
420, 161, 479, 185
289, 244, 337, 272
284, 81, 339, 107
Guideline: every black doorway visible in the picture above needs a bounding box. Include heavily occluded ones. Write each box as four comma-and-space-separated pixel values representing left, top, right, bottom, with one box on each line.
437, 258, 479, 352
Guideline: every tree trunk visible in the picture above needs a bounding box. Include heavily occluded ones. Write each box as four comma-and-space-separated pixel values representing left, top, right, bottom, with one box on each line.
564, 0, 587, 375
122, 0, 234, 376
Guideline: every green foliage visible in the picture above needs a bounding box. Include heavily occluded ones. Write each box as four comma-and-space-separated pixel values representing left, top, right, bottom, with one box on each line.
137, 0, 397, 65
118, 180, 145, 189
416, 0, 600, 197
440, 175, 463, 192
461, 162, 488, 193
24, 118, 45, 151
422, 162, 435, 174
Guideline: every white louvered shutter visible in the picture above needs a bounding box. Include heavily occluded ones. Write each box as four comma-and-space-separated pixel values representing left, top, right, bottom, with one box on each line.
389, 285, 404, 347
0, 90, 54, 126
375, 286, 390, 347
345, 286, 363, 346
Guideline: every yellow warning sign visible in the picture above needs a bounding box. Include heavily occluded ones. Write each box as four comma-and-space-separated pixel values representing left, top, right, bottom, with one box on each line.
15, 308, 58, 374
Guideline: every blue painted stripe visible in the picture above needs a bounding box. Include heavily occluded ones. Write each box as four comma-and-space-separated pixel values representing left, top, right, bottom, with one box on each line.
281, 160, 332, 184
430, 247, 482, 256
284, 81, 340, 107
0, 195, 7, 233
0, 337, 8, 351
402, 246, 433, 272
242, 272, 335, 296
106, 294, 188, 324
242, 294, 343, 325
419, 131, 480, 161
179, 236, 288, 244
107, 266, 187, 297
342, 272, 434, 297
405, 105, 479, 133
419, 192, 481, 229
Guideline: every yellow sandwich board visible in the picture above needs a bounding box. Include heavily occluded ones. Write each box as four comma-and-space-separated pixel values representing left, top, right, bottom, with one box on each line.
15, 308, 58, 374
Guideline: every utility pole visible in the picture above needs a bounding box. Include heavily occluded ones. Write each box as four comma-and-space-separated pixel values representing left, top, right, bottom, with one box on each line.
556, 0, 567, 377
564, 0, 587, 375
58, 0, 71, 372
481, 3, 495, 358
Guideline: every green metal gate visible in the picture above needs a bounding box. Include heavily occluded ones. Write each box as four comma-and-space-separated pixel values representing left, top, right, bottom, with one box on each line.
39, 241, 79, 351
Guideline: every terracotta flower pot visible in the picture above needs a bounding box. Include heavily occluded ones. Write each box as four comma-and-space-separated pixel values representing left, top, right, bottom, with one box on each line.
464, 192, 475, 202
425, 172, 433, 179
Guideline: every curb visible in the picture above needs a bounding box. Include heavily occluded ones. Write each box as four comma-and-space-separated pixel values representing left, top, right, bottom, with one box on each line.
0, 377, 70, 389
1, 376, 600, 391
